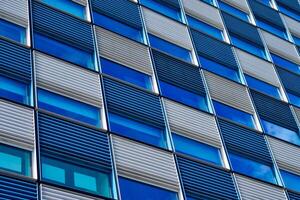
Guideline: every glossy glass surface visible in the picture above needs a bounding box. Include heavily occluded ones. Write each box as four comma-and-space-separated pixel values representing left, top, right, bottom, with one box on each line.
280, 169, 300, 192
271, 53, 300, 74
287, 92, 300, 107
0, 19, 26, 44
256, 18, 288, 40
277, 3, 300, 21
218, 1, 249, 22
293, 35, 300, 46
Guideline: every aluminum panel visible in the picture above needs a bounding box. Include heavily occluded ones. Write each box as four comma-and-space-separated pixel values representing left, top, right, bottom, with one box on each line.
0, 0, 28, 26
283, 15, 300, 37
221, 0, 250, 13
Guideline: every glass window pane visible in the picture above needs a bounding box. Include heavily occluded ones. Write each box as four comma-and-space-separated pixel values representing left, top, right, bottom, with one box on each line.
280, 169, 300, 192
0, 19, 26, 44
256, 18, 288, 40
42, 162, 66, 184
271, 53, 300, 75
293, 35, 300, 46
74, 172, 97, 192
277, 3, 300, 21
218, 1, 250, 22
287, 92, 300, 107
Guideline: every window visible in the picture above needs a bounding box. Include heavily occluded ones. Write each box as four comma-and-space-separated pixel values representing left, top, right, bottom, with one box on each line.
187, 15, 224, 41
245, 75, 281, 100
41, 0, 86, 19
41, 156, 112, 198
293, 35, 300, 46
218, 1, 250, 22
148, 34, 192, 63
255, 18, 288, 40
37, 88, 101, 127
229, 153, 277, 184
271, 53, 300, 74
287, 92, 300, 107
119, 176, 178, 200
172, 133, 222, 166
280, 169, 300, 193
201, 0, 215, 6
277, 3, 300, 21
108, 113, 167, 148
257, 0, 271, 7
0, 144, 31, 176
0, 19, 26, 44
93, 12, 143, 43
160, 81, 209, 112
0, 76, 31, 105
261, 119, 300, 146
34, 33, 94, 70
213, 100, 256, 129
199, 56, 240, 83
101, 58, 152, 90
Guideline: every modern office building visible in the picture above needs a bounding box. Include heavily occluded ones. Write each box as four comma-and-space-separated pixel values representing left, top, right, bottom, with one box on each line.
0, 0, 300, 199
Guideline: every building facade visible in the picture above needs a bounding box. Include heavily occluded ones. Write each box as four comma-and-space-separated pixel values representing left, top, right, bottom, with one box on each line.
0, 0, 300, 199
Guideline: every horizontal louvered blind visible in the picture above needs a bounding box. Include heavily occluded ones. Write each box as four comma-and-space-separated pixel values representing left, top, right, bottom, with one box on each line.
221, 0, 250, 13
276, 67, 300, 96
293, 106, 300, 122
160, 0, 180, 8
0, 0, 28, 26
288, 191, 300, 200
283, 15, 300, 37
275, 0, 300, 13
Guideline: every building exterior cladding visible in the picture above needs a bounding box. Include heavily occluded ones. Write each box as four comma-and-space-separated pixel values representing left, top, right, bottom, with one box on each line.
1, 0, 300, 199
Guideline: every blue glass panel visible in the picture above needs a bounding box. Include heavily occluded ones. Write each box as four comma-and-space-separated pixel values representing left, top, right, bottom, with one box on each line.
256, 18, 288, 40
201, 0, 215, 5
37, 88, 101, 127
199, 56, 240, 82
0, 76, 30, 105
34, 33, 94, 70
109, 113, 167, 148
271, 53, 300, 74
101, 58, 152, 90
213, 100, 256, 129
172, 133, 222, 166
160, 81, 208, 112
148, 34, 192, 63
277, 3, 300, 21
293, 35, 300, 46
0, 19, 26, 44
281, 170, 300, 192
187, 15, 224, 41
0, 144, 31, 176
229, 153, 277, 184
41, 0, 85, 19
41, 156, 112, 197
261, 119, 300, 146
93, 12, 143, 42
245, 75, 281, 100
218, 1, 249, 22
257, 0, 271, 6
119, 177, 178, 200
288, 92, 300, 107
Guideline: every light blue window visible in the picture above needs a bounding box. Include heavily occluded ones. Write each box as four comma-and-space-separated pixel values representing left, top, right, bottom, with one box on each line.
119, 177, 178, 200
0, 19, 26, 44
293, 35, 300, 46
0, 144, 31, 176
93, 12, 143, 43
101, 58, 152, 90
0, 76, 31, 105
287, 92, 300, 107
271, 53, 300, 75
34, 33, 94, 70
148, 34, 192, 63
199, 56, 240, 83
213, 100, 256, 129
280, 170, 300, 192
277, 3, 300, 21
41, 0, 85, 19
245, 75, 281, 100
37, 88, 101, 128
229, 153, 277, 184
41, 156, 112, 198
160, 81, 209, 112
256, 18, 288, 40
187, 15, 224, 41
261, 119, 300, 146
172, 133, 222, 166
109, 113, 167, 148
218, 1, 250, 22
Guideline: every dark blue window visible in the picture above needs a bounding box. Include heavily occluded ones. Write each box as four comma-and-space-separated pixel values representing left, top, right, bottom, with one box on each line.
34, 33, 94, 70
293, 35, 300, 46
280, 170, 300, 193
287, 92, 300, 107
41, 0, 85, 19
213, 100, 256, 129
172, 133, 222, 166
257, 0, 271, 6
109, 113, 167, 148
148, 34, 192, 63
41, 156, 112, 198
261, 119, 300, 146
256, 18, 288, 40
201, 0, 215, 5
160, 81, 209, 112
218, 1, 249, 22
0, 19, 26, 44
37, 88, 101, 128
0, 144, 31, 177
245, 75, 281, 100
119, 176, 178, 200
93, 12, 143, 43
277, 3, 300, 21
101, 58, 152, 90
229, 153, 277, 184
199, 56, 240, 83
271, 53, 300, 74
0, 76, 31, 105
187, 15, 224, 41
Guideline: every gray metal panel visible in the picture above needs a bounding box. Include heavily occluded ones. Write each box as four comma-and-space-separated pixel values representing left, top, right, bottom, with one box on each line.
0, 0, 28, 26
35, 51, 102, 107
142, 7, 193, 50
112, 135, 180, 192
95, 26, 153, 75
163, 98, 222, 148
293, 106, 300, 123
0, 100, 35, 151
72, 0, 87, 6
204, 71, 255, 114
283, 15, 300, 37
268, 136, 300, 175
221, 0, 250, 13
235, 174, 287, 200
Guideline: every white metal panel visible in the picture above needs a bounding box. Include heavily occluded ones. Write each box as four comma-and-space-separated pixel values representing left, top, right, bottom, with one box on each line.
72, 0, 87, 6
35, 51, 102, 107
282, 15, 300, 37
0, 0, 28, 26
142, 7, 193, 50
221, 0, 250, 13
112, 135, 180, 192
95, 26, 153, 75
235, 174, 287, 200
163, 98, 222, 148
0, 100, 35, 151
